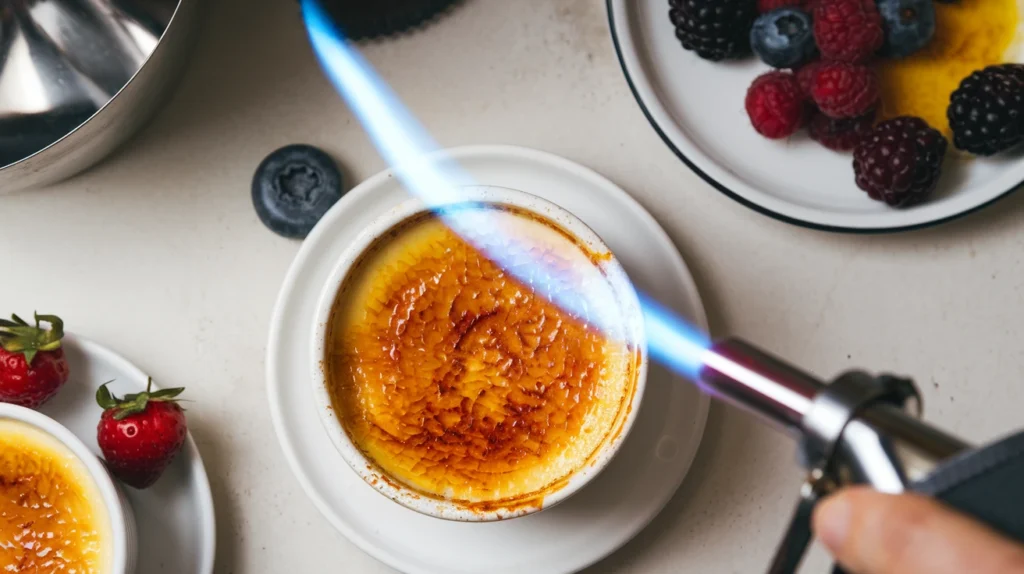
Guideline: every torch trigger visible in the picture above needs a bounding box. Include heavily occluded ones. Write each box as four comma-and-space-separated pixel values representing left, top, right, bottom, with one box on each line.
767, 468, 836, 574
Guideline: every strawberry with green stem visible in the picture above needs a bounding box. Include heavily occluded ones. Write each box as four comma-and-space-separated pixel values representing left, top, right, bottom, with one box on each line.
0, 313, 70, 408
97, 379, 188, 489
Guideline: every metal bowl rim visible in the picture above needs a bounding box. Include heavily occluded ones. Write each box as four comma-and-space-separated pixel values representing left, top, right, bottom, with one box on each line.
0, 0, 191, 174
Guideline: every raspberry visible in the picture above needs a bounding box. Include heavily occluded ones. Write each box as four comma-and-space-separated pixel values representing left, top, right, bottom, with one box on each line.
810, 62, 879, 118
797, 60, 824, 96
854, 117, 947, 207
809, 107, 877, 151
948, 64, 1024, 156
813, 0, 884, 63
669, 0, 758, 61
745, 71, 808, 139
757, 0, 800, 12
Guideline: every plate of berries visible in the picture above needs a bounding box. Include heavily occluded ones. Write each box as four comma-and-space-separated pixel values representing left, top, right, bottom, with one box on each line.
608, 0, 1024, 231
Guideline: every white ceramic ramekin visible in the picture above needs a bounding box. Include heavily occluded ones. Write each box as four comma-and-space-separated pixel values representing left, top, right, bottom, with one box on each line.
0, 403, 137, 574
310, 184, 648, 521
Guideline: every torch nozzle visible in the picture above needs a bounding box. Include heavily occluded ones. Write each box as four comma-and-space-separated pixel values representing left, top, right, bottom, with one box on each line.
699, 339, 825, 434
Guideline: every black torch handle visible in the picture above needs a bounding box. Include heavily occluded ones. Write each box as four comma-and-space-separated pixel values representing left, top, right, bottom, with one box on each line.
912, 429, 1024, 543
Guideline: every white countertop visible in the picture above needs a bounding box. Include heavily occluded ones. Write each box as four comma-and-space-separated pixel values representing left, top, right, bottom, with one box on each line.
3, 0, 1023, 572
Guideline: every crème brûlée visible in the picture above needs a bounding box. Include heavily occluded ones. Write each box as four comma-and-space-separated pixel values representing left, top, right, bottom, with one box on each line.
0, 419, 113, 573
325, 205, 641, 508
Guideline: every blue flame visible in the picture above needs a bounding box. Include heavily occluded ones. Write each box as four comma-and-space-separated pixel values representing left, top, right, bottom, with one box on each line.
301, 0, 710, 380
638, 294, 711, 380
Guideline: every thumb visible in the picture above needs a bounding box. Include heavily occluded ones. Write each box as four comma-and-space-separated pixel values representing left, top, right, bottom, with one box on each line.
812, 487, 1024, 574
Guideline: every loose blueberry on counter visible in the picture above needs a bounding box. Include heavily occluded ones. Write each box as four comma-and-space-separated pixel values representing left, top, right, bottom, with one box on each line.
750, 7, 817, 69
877, 0, 936, 58
252, 144, 344, 239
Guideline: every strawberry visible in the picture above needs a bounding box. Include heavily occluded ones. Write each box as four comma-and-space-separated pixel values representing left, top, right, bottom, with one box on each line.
0, 313, 70, 408
96, 379, 188, 489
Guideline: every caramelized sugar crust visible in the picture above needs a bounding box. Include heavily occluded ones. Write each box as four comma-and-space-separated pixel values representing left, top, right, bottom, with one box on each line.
0, 420, 112, 573
326, 206, 637, 505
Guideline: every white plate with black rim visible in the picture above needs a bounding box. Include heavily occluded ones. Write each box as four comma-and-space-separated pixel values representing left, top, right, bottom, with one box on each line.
39, 335, 217, 574
607, 0, 1024, 232
266, 145, 711, 574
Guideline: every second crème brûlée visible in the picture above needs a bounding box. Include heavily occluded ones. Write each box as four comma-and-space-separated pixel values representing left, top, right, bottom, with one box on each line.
325, 205, 641, 507
0, 419, 113, 573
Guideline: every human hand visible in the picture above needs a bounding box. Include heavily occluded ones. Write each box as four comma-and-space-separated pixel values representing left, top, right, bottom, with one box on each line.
813, 487, 1024, 574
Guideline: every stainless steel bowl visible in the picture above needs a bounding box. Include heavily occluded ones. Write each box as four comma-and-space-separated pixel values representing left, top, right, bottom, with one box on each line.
0, 0, 201, 193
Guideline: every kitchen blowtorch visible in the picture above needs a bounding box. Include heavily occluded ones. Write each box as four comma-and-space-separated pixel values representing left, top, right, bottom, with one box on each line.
701, 338, 1024, 573
299, 3, 1024, 571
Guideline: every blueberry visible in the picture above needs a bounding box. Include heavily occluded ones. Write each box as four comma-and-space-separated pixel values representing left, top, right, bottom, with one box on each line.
877, 0, 936, 58
252, 144, 344, 239
750, 8, 816, 69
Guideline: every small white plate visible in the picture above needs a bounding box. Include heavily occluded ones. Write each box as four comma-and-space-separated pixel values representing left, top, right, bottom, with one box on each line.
266, 145, 711, 574
38, 335, 217, 574
608, 0, 1024, 232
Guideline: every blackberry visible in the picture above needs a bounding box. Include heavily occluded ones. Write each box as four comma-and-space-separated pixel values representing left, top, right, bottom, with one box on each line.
670, 0, 758, 61
948, 64, 1024, 156
854, 117, 947, 208
318, 0, 460, 40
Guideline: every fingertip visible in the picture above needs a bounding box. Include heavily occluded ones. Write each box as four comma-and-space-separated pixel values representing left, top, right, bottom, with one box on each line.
813, 489, 1024, 574
814, 489, 856, 554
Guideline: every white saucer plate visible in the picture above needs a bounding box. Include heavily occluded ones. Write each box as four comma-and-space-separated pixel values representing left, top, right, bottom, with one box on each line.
38, 335, 217, 574
266, 145, 711, 574
608, 0, 1024, 232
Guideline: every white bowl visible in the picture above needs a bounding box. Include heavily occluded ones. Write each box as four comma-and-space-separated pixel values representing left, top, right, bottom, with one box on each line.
0, 403, 137, 573
310, 184, 648, 521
